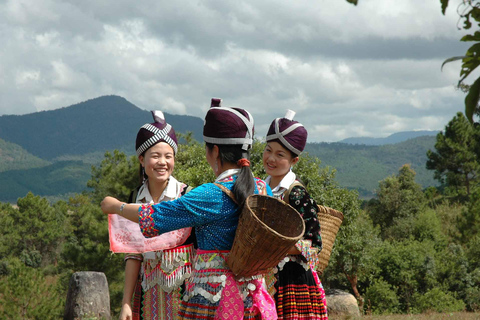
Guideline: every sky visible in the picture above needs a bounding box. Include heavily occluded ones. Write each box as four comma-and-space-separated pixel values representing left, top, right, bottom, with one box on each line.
0, 0, 473, 142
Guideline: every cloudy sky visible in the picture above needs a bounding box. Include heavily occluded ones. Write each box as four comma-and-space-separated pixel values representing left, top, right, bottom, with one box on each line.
0, 0, 472, 142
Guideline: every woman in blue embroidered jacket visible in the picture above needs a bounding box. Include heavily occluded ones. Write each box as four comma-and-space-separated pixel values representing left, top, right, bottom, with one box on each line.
101, 98, 277, 320
262, 110, 328, 320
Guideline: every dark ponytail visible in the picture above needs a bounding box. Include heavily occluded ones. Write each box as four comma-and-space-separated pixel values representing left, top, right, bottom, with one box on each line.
206, 143, 255, 205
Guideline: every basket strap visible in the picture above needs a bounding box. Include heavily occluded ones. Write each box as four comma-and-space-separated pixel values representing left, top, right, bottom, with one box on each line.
213, 183, 238, 205
282, 181, 305, 205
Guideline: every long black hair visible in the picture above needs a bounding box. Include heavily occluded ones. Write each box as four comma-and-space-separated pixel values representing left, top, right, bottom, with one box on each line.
206, 143, 254, 205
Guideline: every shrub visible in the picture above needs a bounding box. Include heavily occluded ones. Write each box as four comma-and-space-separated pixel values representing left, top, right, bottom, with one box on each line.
413, 287, 465, 313
364, 278, 400, 315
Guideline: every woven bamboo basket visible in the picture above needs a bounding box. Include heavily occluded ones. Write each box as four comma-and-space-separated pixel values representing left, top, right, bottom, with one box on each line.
227, 194, 305, 278
316, 205, 344, 274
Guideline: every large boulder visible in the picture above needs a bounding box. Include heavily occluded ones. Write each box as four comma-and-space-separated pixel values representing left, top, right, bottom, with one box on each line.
326, 289, 361, 319
64, 271, 111, 320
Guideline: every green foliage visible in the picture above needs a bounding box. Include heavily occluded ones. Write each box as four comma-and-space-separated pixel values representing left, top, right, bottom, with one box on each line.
59, 194, 124, 315
466, 235, 480, 270
464, 285, 480, 312
432, 200, 465, 242
324, 209, 381, 301
411, 208, 445, 244
364, 278, 400, 315
457, 186, 480, 243
413, 287, 465, 313
0, 258, 63, 319
174, 133, 215, 187
367, 165, 426, 240
373, 239, 438, 313
59, 194, 123, 277
436, 244, 473, 301
87, 150, 140, 204
441, 1, 480, 122
0, 193, 67, 266
427, 112, 480, 196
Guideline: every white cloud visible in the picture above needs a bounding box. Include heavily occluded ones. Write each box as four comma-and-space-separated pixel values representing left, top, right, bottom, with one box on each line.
0, 0, 471, 141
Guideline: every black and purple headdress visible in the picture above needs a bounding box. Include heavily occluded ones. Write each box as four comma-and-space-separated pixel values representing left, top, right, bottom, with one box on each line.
203, 98, 254, 151
135, 111, 178, 156
266, 109, 307, 156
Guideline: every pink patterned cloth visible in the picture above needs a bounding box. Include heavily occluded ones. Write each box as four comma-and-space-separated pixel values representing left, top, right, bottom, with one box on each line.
215, 273, 244, 320
108, 214, 192, 253
215, 274, 277, 320
251, 278, 278, 319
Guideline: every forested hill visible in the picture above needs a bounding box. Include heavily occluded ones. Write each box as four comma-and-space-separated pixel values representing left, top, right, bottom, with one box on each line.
0, 138, 50, 172
339, 130, 439, 145
305, 135, 437, 197
0, 95, 440, 201
0, 95, 204, 160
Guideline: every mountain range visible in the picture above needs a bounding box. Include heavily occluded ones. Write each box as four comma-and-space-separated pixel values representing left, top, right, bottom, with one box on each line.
339, 130, 439, 145
0, 95, 439, 201
0, 95, 203, 160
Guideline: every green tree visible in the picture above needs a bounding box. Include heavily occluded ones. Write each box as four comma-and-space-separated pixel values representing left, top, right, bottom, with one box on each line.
59, 194, 124, 314
326, 210, 381, 312
427, 112, 480, 196
87, 150, 139, 204
457, 186, 480, 243
440, 0, 480, 122
412, 287, 465, 313
373, 239, 438, 313
364, 278, 400, 315
367, 164, 426, 240
174, 133, 215, 187
0, 193, 66, 267
0, 258, 63, 319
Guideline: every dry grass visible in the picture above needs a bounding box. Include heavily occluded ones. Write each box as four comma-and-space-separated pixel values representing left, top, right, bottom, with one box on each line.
329, 312, 480, 320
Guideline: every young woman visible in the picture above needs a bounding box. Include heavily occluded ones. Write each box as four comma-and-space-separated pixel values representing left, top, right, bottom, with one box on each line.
110, 111, 195, 320
102, 98, 277, 320
263, 110, 328, 320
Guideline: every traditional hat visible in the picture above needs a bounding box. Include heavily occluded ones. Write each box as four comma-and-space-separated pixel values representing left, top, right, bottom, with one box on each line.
135, 111, 178, 156
203, 98, 254, 151
266, 109, 307, 156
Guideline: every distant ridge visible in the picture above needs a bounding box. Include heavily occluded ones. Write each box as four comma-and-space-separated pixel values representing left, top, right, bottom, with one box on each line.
339, 130, 439, 146
0, 95, 204, 160
306, 135, 438, 198
0, 138, 50, 172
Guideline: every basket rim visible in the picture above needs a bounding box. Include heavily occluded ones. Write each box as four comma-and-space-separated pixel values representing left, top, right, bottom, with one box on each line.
318, 205, 345, 221
244, 194, 305, 241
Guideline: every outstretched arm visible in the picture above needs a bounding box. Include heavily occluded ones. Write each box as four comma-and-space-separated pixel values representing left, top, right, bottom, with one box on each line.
100, 196, 141, 223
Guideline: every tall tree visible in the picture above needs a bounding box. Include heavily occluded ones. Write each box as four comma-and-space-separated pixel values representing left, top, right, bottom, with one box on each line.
367, 164, 426, 240
426, 112, 480, 196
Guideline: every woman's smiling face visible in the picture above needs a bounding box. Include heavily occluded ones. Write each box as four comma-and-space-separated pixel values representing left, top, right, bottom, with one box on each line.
262, 141, 298, 179
139, 142, 175, 185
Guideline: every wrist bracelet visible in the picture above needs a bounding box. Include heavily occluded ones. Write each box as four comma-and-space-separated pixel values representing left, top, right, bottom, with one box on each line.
120, 203, 127, 214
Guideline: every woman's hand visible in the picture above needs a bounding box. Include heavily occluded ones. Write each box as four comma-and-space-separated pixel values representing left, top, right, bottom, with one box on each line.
100, 196, 122, 215
119, 302, 133, 320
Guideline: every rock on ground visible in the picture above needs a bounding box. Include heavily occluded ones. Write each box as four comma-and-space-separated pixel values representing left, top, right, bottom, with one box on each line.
64, 271, 111, 320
